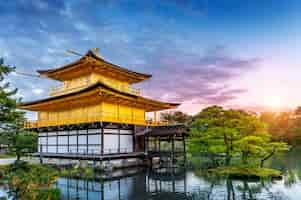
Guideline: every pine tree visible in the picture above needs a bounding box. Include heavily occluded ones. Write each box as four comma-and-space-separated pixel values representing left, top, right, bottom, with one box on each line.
0, 59, 37, 160
0, 58, 22, 127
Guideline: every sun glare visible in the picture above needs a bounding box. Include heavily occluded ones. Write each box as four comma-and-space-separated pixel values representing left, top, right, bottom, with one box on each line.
263, 96, 283, 109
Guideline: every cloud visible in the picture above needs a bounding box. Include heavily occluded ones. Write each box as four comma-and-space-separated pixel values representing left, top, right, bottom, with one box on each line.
140, 45, 261, 105
0, 0, 262, 112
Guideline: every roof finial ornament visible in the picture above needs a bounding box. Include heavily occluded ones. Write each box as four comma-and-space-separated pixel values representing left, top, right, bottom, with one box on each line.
91, 48, 101, 57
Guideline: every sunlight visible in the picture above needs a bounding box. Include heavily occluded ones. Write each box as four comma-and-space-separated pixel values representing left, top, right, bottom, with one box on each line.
263, 96, 283, 109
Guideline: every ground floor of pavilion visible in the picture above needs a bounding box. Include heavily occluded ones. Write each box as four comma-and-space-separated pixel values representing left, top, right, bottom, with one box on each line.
31, 122, 187, 167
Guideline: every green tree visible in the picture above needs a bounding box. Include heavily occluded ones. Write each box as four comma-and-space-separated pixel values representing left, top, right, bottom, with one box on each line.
286, 106, 301, 144
160, 111, 192, 124
189, 106, 289, 167
8, 131, 37, 160
260, 111, 292, 142
5, 163, 60, 200
0, 59, 36, 160
0, 58, 22, 126
189, 106, 247, 165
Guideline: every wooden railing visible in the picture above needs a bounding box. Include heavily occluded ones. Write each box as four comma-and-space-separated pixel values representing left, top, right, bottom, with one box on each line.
24, 112, 168, 129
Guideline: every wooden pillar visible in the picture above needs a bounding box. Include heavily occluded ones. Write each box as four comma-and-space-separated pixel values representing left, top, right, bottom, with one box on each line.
46, 132, 48, 153
39, 144, 43, 164
143, 134, 146, 152
182, 134, 186, 164
171, 135, 175, 166
56, 131, 58, 154
146, 136, 148, 152
67, 129, 70, 153
158, 137, 161, 152
101, 123, 104, 155
133, 125, 136, 152
118, 125, 120, 153
76, 129, 79, 154
86, 129, 89, 154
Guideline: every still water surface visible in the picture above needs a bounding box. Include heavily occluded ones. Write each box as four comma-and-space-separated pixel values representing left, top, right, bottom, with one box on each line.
1, 148, 301, 200
56, 148, 301, 200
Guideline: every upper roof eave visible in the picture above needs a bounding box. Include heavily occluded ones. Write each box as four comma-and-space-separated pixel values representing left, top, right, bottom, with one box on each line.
37, 49, 152, 83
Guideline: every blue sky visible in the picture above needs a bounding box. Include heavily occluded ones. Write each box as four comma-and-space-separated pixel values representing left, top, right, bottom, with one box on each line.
2, 0, 301, 114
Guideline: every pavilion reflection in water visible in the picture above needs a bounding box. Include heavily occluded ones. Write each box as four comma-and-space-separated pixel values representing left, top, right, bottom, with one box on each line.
55, 168, 290, 200
56, 169, 190, 200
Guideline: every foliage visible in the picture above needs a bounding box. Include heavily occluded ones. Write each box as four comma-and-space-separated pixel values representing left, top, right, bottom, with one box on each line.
260, 111, 291, 142
0, 59, 36, 161
260, 108, 301, 145
1, 163, 60, 200
188, 106, 289, 169
0, 153, 15, 158
0, 58, 21, 126
208, 166, 282, 179
160, 111, 192, 124
8, 131, 37, 160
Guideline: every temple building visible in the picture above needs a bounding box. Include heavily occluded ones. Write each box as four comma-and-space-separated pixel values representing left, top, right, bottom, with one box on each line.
20, 48, 187, 165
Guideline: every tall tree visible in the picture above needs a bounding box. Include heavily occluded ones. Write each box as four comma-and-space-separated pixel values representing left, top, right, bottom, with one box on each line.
0, 58, 22, 126
0, 59, 37, 160
189, 106, 249, 165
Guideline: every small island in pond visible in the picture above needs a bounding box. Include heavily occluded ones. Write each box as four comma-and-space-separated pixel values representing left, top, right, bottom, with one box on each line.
188, 106, 289, 179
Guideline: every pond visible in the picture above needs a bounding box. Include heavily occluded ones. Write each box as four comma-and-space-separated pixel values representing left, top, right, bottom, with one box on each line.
1, 148, 301, 200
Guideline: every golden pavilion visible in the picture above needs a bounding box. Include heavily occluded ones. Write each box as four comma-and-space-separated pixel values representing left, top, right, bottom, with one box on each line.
20, 48, 187, 164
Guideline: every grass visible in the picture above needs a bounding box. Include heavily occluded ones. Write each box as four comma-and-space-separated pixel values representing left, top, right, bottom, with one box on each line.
0, 153, 15, 159
208, 166, 282, 179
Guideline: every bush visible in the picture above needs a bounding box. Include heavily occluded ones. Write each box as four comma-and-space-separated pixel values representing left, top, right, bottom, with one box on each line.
4, 163, 60, 200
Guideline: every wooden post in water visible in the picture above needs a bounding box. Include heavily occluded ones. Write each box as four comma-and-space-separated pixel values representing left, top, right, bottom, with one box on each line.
171, 135, 175, 166
183, 134, 186, 165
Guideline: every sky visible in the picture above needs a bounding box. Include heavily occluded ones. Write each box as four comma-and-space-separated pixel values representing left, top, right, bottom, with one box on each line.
2, 0, 301, 116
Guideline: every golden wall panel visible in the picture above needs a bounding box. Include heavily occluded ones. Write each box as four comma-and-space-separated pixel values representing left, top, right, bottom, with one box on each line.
36, 101, 146, 127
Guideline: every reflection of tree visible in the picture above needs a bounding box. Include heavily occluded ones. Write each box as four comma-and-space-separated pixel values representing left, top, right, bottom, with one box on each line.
236, 180, 262, 200
189, 178, 290, 200
226, 179, 235, 200
260, 180, 289, 200
284, 170, 297, 187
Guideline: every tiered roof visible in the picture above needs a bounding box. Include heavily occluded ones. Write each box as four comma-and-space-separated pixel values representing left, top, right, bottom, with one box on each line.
20, 48, 179, 112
